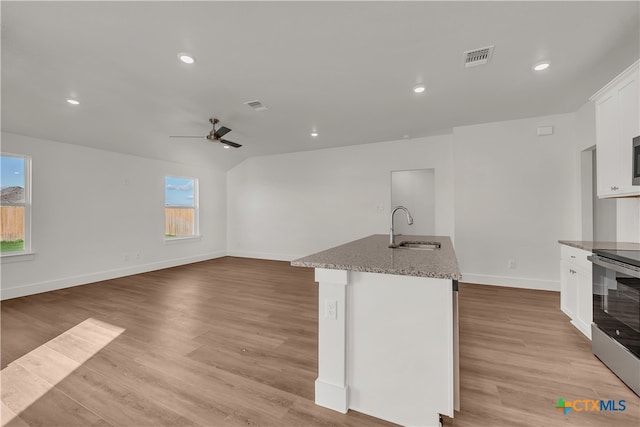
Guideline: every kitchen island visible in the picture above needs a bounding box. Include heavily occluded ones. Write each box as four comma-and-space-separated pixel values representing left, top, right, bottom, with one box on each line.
291, 234, 461, 427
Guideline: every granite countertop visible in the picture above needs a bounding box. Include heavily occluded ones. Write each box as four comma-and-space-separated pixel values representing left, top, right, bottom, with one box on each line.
558, 240, 640, 251
291, 234, 461, 280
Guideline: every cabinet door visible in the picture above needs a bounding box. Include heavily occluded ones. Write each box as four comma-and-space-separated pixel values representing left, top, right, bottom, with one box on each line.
574, 266, 593, 339
560, 260, 577, 319
595, 90, 622, 197
617, 75, 639, 195
595, 63, 640, 198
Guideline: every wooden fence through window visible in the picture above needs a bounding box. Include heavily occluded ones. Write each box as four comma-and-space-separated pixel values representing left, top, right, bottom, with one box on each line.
2, 206, 195, 240
0, 206, 24, 242
165, 207, 195, 236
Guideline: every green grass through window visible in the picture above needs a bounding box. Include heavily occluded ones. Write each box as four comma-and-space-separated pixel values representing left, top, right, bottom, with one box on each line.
1, 240, 24, 252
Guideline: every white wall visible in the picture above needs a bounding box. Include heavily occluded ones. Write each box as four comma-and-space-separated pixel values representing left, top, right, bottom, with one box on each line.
575, 101, 596, 241
391, 169, 435, 235
616, 198, 640, 242
579, 149, 594, 241
227, 135, 455, 260
453, 114, 579, 291
0, 132, 227, 299
227, 112, 611, 291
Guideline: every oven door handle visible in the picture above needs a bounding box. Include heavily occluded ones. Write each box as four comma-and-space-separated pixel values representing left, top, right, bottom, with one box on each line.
588, 255, 640, 279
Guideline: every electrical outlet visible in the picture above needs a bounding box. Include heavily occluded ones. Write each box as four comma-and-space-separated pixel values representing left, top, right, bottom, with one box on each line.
325, 300, 337, 320
508, 259, 516, 269
124, 253, 130, 262
376, 203, 385, 212
135, 251, 141, 260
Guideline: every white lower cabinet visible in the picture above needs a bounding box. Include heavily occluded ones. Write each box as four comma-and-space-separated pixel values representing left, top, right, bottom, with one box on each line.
560, 245, 593, 339
560, 259, 577, 319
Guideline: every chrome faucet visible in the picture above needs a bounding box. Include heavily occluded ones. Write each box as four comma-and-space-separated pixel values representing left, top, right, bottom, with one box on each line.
389, 205, 414, 248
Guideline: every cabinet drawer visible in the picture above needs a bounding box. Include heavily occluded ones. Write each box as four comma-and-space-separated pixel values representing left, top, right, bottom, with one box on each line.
560, 245, 592, 270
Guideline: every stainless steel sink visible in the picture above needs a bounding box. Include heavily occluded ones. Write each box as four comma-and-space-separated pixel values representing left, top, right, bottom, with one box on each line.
395, 241, 441, 250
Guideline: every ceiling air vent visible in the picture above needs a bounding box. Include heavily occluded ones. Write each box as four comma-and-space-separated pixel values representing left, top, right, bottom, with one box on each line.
463, 45, 494, 68
245, 100, 267, 111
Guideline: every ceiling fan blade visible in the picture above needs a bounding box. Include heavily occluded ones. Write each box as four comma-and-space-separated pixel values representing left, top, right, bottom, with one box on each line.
169, 135, 205, 138
220, 139, 242, 148
214, 126, 232, 139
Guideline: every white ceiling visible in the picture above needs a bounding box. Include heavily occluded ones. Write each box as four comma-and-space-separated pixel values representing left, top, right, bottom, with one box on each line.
2, 1, 639, 171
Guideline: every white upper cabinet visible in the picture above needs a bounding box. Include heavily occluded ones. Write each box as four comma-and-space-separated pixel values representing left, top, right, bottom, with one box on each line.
591, 60, 639, 198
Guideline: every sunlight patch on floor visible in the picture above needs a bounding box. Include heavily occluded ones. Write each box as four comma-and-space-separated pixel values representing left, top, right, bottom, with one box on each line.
1, 318, 124, 426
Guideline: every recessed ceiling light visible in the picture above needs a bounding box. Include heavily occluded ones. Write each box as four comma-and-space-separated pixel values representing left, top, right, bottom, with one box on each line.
311, 132, 319, 137
178, 53, 195, 64
413, 85, 426, 94
66, 99, 79, 105
533, 62, 550, 71
223, 145, 230, 149
403, 134, 409, 139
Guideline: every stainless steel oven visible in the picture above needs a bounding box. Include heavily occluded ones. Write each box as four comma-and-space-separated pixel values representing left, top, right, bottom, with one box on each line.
589, 249, 640, 396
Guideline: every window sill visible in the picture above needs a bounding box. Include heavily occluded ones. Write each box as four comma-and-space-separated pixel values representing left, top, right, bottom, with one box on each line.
164, 235, 202, 245
1, 251, 35, 263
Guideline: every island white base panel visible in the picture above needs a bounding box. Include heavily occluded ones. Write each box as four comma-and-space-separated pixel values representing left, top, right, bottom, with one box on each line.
314, 379, 349, 413
314, 268, 456, 427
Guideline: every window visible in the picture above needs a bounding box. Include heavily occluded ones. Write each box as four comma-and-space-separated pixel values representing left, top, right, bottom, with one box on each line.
165, 176, 198, 238
1, 154, 31, 254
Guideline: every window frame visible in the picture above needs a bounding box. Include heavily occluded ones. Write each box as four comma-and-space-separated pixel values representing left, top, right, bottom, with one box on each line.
164, 175, 199, 240
1, 152, 32, 257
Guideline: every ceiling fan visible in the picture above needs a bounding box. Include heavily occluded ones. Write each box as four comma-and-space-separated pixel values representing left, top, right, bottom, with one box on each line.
170, 117, 242, 148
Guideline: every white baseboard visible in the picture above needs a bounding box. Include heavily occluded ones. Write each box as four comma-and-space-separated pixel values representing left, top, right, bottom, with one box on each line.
461, 273, 559, 292
315, 379, 349, 414
570, 319, 592, 340
226, 250, 303, 262
1, 251, 227, 300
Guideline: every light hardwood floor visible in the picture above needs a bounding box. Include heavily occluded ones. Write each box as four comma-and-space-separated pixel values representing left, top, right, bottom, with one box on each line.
1, 257, 639, 426
449, 283, 639, 427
